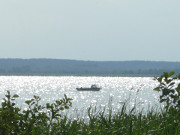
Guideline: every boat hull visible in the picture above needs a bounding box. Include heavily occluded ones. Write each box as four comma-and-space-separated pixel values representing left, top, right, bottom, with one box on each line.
76, 88, 101, 91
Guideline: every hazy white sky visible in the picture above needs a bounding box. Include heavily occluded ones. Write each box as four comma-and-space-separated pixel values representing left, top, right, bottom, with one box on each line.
0, 0, 180, 61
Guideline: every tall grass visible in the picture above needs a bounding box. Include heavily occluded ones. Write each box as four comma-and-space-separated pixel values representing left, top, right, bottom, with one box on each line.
51, 102, 180, 135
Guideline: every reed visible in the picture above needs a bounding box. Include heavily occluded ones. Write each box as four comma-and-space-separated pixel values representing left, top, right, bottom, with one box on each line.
50, 102, 180, 135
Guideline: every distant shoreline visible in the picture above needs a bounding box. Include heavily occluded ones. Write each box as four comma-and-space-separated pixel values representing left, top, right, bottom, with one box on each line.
0, 58, 180, 77
0, 74, 155, 77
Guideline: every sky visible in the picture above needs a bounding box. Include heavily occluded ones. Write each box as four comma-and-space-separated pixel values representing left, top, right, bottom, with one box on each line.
0, 0, 180, 61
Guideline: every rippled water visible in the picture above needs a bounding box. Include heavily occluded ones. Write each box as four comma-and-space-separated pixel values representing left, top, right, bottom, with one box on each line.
0, 76, 160, 114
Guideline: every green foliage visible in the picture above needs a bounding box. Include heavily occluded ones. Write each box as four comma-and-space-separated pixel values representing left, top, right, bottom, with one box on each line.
154, 72, 180, 110
53, 104, 180, 135
0, 91, 72, 135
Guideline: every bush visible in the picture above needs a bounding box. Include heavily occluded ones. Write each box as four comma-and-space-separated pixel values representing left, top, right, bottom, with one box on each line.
0, 91, 72, 135
154, 72, 180, 110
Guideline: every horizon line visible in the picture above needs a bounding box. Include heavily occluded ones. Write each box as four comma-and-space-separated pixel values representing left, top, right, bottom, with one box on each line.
0, 58, 180, 63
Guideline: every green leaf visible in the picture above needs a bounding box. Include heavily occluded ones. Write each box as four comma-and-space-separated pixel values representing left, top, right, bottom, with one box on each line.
5, 94, 10, 99
160, 99, 167, 103
173, 75, 178, 79
60, 107, 64, 110
65, 106, 69, 109
170, 89, 175, 94
176, 84, 180, 93
12, 94, 19, 98
25, 100, 33, 105
168, 72, 174, 77
160, 95, 164, 99
7, 90, 10, 95
153, 87, 160, 91
64, 94, 67, 100
162, 88, 170, 96
15, 108, 20, 112
166, 79, 172, 84
68, 98, 73, 101
170, 94, 176, 98
46, 103, 50, 108
157, 77, 163, 82
163, 72, 169, 78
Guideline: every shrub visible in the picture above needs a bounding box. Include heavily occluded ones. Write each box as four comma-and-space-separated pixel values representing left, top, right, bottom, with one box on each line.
154, 72, 180, 110
0, 91, 72, 135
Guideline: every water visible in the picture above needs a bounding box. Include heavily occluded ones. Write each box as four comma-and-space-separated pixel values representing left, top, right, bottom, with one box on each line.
0, 76, 160, 115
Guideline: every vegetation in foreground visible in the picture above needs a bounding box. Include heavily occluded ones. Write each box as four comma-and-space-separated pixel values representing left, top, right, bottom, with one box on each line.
0, 72, 180, 135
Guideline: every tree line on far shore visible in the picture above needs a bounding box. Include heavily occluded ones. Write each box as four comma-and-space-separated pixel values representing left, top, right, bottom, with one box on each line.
0, 58, 180, 76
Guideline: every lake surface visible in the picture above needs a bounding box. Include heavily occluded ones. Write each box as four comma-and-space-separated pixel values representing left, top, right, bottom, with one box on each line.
0, 76, 160, 116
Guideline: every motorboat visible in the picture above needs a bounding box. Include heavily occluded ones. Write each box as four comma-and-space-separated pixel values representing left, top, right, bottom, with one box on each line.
76, 84, 101, 91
